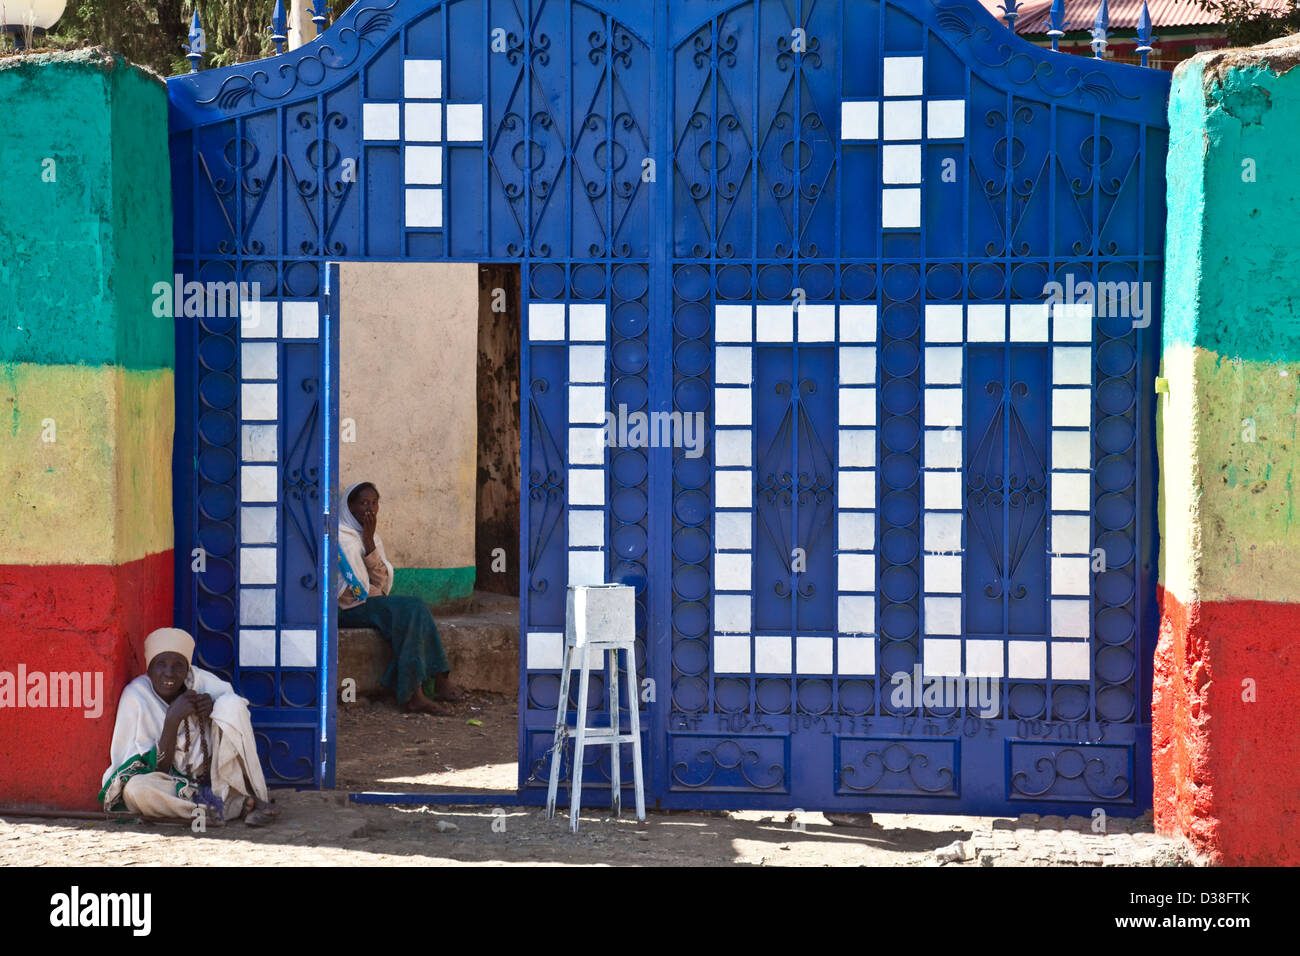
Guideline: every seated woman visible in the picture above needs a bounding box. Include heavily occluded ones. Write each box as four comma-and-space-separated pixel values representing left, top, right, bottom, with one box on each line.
99, 627, 278, 826
338, 480, 465, 715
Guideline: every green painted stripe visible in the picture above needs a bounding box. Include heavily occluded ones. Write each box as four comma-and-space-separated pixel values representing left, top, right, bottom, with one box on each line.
391, 566, 477, 607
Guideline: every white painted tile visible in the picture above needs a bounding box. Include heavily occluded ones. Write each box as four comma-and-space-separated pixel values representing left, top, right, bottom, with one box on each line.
1051, 514, 1091, 554
1053, 346, 1092, 385
281, 301, 319, 338
925, 304, 963, 343
839, 470, 876, 509
568, 345, 606, 383
1053, 430, 1092, 470
241, 424, 277, 463
1010, 302, 1049, 341
838, 594, 875, 634
715, 346, 753, 384
925, 511, 962, 552
1051, 471, 1092, 512
796, 636, 834, 675
715, 470, 753, 509
924, 347, 963, 384
884, 56, 924, 96
714, 552, 751, 591
1051, 598, 1091, 638
925, 428, 963, 468
568, 426, 605, 465
839, 304, 877, 342
1054, 302, 1093, 342
715, 305, 753, 342
239, 629, 276, 667
838, 511, 875, 549
1008, 640, 1047, 679
882, 144, 921, 184
927, 99, 965, 139
754, 635, 791, 673
714, 595, 751, 634
714, 428, 752, 467
240, 299, 277, 339
405, 187, 443, 228
569, 304, 606, 341
924, 471, 964, 510
837, 637, 875, 675
1053, 388, 1091, 428
925, 388, 963, 428
404, 102, 442, 141
714, 511, 752, 550
841, 100, 878, 140
839, 428, 876, 468
756, 304, 794, 342
882, 187, 920, 228
240, 546, 277, 585
280, 629, 317, 667
362, 102, 399, 140
715, 387, 752, 427
798, 303, 836, 342
241, 342, 277, 380
528, 303, 565, 340
526, 631, 565, 670
241, 506, 277, 545
965, 639, 1004, 678
403, 59, 442, 98
568, 549, 605, 586
967, 304, 1006, 342
568, 508, 604, 548
839, 387, 876, 426
239, 588, 276, 626
445, 103, 483, 141
923, 638, 962, 677
240, 464, 278, 503
838, 553, 875, 591
713, 633, 750, 673
840, 347, 876, 385
568, 385, 606, 424
567, 468, 606, 506
883, 100, 922, 140
1051, 555, 1091, 595
924, 596, 962, 635
405, 145, 443, 185
924, 554, 962, 593
1051, 641, 1091, 681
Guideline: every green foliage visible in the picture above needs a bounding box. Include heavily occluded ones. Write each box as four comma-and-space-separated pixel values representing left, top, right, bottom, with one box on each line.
1196, 0, 1300, 47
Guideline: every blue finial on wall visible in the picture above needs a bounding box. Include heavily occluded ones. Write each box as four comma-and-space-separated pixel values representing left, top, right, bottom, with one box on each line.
1091, 0, 1111, 59
185, 9, 206, 73
270, 0, 288, 55
1047, 0, 1069, 53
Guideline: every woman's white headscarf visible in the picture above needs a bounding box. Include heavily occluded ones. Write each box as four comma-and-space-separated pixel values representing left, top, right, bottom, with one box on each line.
337, 481, 394, 601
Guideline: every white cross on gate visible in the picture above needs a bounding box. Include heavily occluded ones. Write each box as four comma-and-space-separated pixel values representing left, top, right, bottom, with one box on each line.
361, 59, 484, 229
840, 56, 966, 229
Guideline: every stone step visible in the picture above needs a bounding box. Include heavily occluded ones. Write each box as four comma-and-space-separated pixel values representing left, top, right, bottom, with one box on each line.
337, 592, 518, 698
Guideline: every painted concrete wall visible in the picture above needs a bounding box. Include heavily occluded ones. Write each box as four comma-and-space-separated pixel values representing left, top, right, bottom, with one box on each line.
0, 50, 175, 810
1156, 37, 1300, 865
339, 262, 478, 605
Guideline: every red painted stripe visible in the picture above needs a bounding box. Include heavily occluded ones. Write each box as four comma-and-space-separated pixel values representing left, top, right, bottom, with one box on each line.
0, 551, 173, 810
1155, 586, 1300, 865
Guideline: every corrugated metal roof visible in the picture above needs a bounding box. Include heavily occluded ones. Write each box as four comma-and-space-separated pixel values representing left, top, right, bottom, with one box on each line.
975, 0, 1281, 32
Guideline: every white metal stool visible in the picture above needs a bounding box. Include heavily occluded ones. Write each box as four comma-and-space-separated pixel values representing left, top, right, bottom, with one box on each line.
545, 584, 646, 832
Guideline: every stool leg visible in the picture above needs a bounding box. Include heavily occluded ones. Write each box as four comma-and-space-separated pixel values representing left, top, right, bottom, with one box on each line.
545, 642, 575, 820
624, 642, 646, 822
608, 645, 621, 817
569, 643, 593, 833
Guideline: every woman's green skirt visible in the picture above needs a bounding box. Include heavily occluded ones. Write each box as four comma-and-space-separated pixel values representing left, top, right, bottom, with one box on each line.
338, 595, 449, 704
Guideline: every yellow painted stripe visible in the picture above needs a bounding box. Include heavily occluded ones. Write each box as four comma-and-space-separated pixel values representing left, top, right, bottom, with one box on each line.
0, 363, 173, 565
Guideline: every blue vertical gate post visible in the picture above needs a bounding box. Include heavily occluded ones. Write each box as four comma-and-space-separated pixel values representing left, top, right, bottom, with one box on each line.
169, 0, 1168, 811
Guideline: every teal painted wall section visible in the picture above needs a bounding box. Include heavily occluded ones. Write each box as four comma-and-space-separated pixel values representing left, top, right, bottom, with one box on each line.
1165, 52, 1300, 362
0, 50, 173, 371
391, 566, 477, 608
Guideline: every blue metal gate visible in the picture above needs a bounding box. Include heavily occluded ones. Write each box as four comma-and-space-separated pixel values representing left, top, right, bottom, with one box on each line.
169, 0, 1168, 812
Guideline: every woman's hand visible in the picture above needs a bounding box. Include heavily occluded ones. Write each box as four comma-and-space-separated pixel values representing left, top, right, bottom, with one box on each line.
361, 511, 377, 554
165, 690, 199, 723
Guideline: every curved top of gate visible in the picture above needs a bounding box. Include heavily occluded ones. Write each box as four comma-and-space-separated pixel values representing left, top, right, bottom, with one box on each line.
169, 0, 1169, 130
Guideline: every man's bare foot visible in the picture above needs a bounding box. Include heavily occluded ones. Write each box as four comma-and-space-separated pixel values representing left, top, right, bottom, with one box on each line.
403, 685, 454, 715
433, 675, 468, 701
242, 795, 279, 827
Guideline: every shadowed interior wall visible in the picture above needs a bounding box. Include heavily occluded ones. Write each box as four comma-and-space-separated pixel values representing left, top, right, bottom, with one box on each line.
339, 261, 478, 605
475, 264, 521, 596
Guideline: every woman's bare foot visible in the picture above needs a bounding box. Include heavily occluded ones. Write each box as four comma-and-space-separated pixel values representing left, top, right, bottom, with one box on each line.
433, 674, 468, 701
403, 685, 454, 715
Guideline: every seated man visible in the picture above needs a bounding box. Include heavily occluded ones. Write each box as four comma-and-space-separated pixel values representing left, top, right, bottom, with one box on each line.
99, 627, 278, 827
